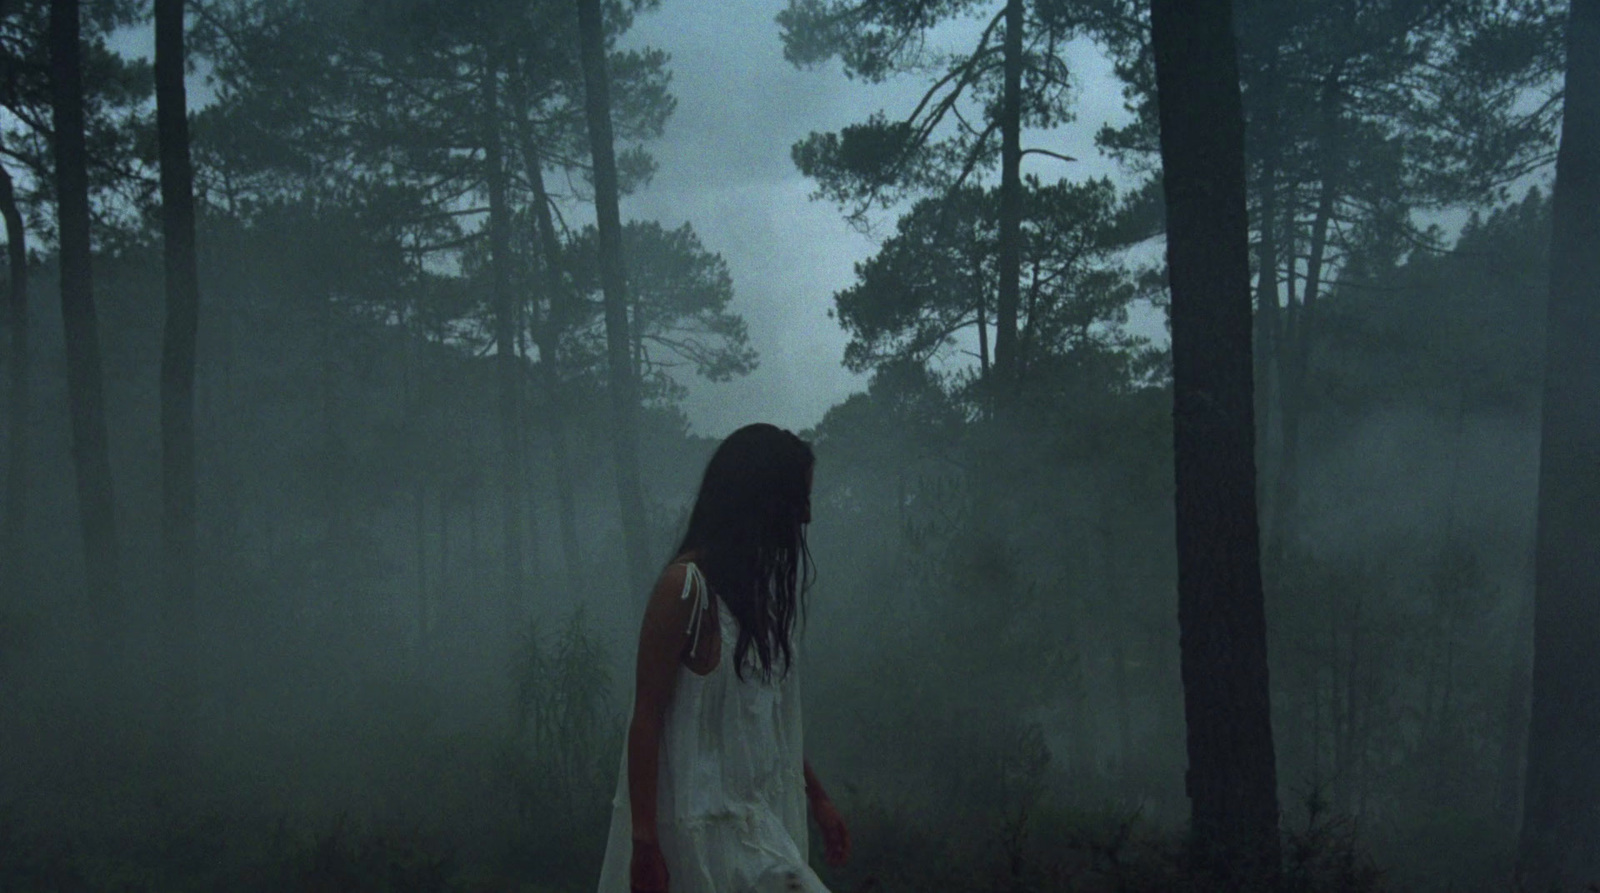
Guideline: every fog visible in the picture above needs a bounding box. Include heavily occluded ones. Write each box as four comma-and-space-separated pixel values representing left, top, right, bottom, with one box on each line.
0, 0, 1585, 891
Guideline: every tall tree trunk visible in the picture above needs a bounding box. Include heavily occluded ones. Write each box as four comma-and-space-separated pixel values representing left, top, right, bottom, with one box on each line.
156, 0, 200, 753
518, 328, 542, 579
483, 50, 526, 618
992, 0, 1023, 398
1150, 0, 1282, 882
1281, 208, 1298, 349
1249, 56, 1283, 547
1, 159, 27, 591
575, 0, 650, 590
1270, 71, 1341, 564
1518, 0, 1600, 885
212, 221, 240, 558
520, 125, 584, 583
975, 260, 990, 382
50, 0, 121, 611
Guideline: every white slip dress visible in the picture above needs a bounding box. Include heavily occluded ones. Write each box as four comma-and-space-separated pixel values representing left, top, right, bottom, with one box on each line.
596, 562, 831, 893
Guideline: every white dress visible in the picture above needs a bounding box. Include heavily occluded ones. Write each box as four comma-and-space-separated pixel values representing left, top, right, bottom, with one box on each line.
596, 562, 831, 893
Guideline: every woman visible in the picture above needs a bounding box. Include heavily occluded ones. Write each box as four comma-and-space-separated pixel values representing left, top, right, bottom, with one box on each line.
597, 423, 851, 893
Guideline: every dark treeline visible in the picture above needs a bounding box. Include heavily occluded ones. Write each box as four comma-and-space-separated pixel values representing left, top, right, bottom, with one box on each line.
0, 0, 1594, 891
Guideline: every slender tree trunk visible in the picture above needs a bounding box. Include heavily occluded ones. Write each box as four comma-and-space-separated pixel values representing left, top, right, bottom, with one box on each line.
992, 0, 1024, 398
1250, 62, 1283, 546
214, 247, 239, 557
575, 0, 650, 590
631, 301, 645, 386
1254, 173, 1281, 415
483, 50, 526, 618
1151, 0, 1281, 882
0, 0, 24, 596
50, 0, 121, 612
1281, 210, 1298, 349
1495, 556, 1533, 832
1270, 72, 1341, 564
156, 0, 201, 756
1, 159, 27, 590
522, 132, 585, 583
1518, 0, 1600, 885
976, 267, 990, 382
523, 338, 545, 583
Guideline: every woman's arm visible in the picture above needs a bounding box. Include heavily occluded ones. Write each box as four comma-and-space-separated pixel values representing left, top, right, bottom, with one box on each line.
804, 758, 851, 866
803, 760, 828, 805
628, 564, 697, 845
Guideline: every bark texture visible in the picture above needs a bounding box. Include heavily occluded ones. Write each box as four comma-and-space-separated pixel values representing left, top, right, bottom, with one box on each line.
1518, 0, 1600, 885
1151, 0, 1282, 881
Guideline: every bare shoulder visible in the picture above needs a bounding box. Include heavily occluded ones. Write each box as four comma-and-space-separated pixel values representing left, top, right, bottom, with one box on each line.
638, 560, 698, 633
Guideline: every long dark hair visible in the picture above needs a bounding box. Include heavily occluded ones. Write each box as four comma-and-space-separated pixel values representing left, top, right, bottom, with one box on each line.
674, 423, 814, 682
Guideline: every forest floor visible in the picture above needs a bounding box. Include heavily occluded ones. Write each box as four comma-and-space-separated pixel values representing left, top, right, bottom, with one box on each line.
0, 797, 1399, 893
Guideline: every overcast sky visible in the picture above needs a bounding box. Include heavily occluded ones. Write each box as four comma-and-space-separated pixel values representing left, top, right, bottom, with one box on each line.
117, 3, 1139, 439
616, 1, 1138, 438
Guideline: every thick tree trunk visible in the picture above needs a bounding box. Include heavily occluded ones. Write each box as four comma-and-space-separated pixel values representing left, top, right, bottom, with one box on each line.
575, 0, 650, 590
1518, 0, 1600, 885
483, 51, 527, 617
522, 136, 585, 584
992, 0, 1023, 398
1150, 0, 1282, 882
156, 0, 200, 751
1, 160, 27, 589
50, 0, 121, 611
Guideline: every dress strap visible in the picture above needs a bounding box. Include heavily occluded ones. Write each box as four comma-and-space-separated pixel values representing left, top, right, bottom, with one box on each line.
679, 561, 710, 657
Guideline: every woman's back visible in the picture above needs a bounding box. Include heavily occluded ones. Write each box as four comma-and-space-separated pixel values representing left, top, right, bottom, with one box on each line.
595, 561, 822, 893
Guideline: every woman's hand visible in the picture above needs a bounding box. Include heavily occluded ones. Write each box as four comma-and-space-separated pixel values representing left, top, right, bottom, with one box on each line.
631, 838, 670, 893
804, 759, 851, 867
811, 795, 851, 867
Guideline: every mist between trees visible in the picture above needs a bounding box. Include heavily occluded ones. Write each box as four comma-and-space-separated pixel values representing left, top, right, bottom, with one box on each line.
0, 0, 1594, 891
